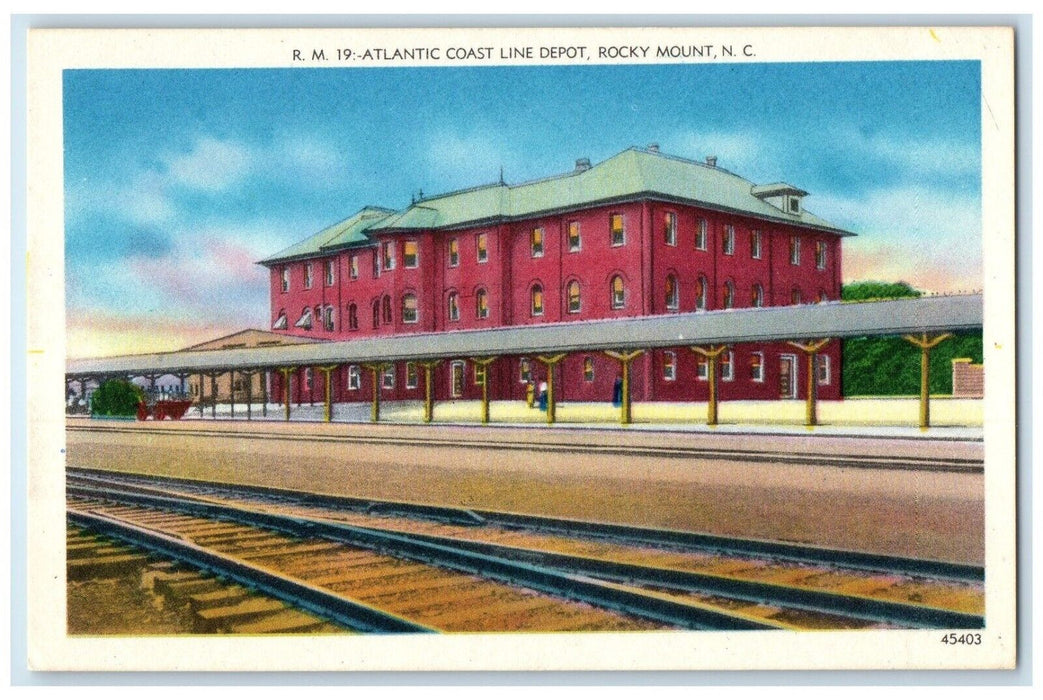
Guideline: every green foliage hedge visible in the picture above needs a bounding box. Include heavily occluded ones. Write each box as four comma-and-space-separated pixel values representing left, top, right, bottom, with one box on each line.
90, 379, 144, 417
841, 281, 983, 396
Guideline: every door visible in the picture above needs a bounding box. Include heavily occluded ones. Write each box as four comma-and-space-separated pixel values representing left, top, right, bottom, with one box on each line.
779, 355, 797, 399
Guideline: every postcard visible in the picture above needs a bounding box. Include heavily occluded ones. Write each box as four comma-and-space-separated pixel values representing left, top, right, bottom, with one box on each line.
25, 24, 1016, 672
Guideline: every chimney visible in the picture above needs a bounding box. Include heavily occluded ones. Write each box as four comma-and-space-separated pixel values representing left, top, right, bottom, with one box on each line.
648, 143, 660, 153
575, 157, 591, 172
706, 155, 717, 168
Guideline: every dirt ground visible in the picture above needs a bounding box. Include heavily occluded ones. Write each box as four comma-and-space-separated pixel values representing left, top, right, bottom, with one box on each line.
64, 420, 985, 565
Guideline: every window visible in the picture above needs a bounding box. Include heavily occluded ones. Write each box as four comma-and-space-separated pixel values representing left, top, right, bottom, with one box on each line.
695, 219, 707, 250
788, 196, 801, 214
531, 228, 544, 257
349, 255, 359, 280
476, 233, 488, 262
447, 292, 460, 321
295, 307, 313, 330
404, 240, 419, 268
382, 365, 395, 389
722, 225, 735, 255
751, 283, 764, 308
696, 275, 708, 311
323, 305, 335, 332
347, 365, 361, 391
406, 362, 418, 389
531, 284, 544, 316
567, 280, 581, 313
750, 230, 762, 259
272, 310, 288, 330
304, 263, 313, 289
721, 352, 734, 382
665, 274, 679, 310
476, 288, 489, 319
474, 364, 486, 386
790, 236, 801, 265
664, 212, 677, 246
448, 238, 459, 267
610, 275, 625, 309
450, 360, 465, 397
791, 287, 802, 305
401, 293, 418, 324
751, 352, 764, 382
305, 367, 313, 392
818, 290, 829, 303
325, 259, 335, 286
382, 295, 392, 323
371, 299, 380, 328
583, 356, 595, 382
519, 358, 532, 384
816, 241, 827, 270
347, 303, 358, 330
568, 221, 581, 251
280, 267, 289, 292
696, 360, 708, 381
817, 355, 831, 385
662, 351, 677, 381
723, 281, 734, 309
610, 214, 625, 246
382, 241, 395, 271
372, 250, 380, 278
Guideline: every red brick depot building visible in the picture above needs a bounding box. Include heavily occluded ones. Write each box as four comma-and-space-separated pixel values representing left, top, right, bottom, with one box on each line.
260, 146, 851, 406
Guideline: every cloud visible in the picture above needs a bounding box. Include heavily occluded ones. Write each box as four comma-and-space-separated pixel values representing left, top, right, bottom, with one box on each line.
846, 131, 980, 179
162, 135, 255, 192
422, 130, 520, 190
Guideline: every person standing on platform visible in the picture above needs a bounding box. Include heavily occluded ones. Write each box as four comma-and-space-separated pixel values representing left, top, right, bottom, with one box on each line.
538, 380, 548, 411
612, 374, 623, 408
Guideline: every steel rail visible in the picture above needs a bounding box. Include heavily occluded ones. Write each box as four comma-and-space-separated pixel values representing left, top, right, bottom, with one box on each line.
68, 478, 982, 629
66, 424, 984, 473
66, 483, 778, 631
66, 507, 435, 634
67, 467, 985, 583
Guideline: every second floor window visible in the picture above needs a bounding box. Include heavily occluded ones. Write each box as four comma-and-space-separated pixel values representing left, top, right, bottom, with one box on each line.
723, 281, 734, 309
280, 267, 289, 292
695, 219, 707, 250
324, 260, 335, 286
816, 241, 827, 270
404, 240, 418, 268
401, 293, 418, 324
722, 225, 735, 255
531, 228, 544, 257
476, 288, 489, 319
382, 295, 392, 323
665, 274, 679, 310
382, 241, 395, 270
610, 214, 625, 246
611, 275, 625, 309
447, 292, 460, 321
791, 287, 803, 305
323, 306, 334, 332
347, 303, 358, 330
567, 280, 581, 313
349, 255, 359, 280
750, 230, 762, 259
664, 212, 677, 246
448, 238, 459, 267
304, 263, 313, 289
696, 275, 707, 311
752, 283, 764, 308
568, 221, 581, 251
476, 233, 488, 262
790, 236, 801, 265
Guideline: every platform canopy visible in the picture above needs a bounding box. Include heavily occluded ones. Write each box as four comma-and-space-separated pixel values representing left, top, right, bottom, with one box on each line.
66, 294, 983, 377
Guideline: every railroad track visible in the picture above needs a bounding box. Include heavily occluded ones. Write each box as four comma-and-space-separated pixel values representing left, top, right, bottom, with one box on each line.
66, 423, 983, 473
67, 468, 984, 633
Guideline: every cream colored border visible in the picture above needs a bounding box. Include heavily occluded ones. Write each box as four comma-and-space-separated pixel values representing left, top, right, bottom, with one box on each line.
26, 25, 1016, 672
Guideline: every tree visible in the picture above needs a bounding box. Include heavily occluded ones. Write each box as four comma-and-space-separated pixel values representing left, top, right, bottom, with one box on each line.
841, 282, 982, 396
90, 379, 144, 417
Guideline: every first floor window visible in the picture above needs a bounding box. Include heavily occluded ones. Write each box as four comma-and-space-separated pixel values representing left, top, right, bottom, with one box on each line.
665, 274, 679, 310
382, 295, 392, 323
474, 364, 486, 386
347, 303, 358, 330
476, 288, 489, 319
323, 305, 335, 331
696, 276, 707, 311
371, 299, 380, 328
402, 293, 418, 323
751, 283, 764, 308
611, 275, 625, 309
818, 290, 829, 303
531, 283, 544, 316
817, 355, 831, 385
721, 352, 734, 382
696, 360, 708, 381
791, 287, 803, 305
406, 362, 419, 389
382, 365, 395, 389
750, 352, 764, 382
583, 356, 595, 382
519, 358, 532, 384
662, 351, 677, 381
305, 367, 313, 391
567, 280, 581, 313
448, 292, 460, 321
723, 281, 734, 309
347, 365, 360, 391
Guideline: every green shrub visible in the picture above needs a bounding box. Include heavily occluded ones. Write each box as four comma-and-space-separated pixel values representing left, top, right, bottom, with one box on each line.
90, 379, 144, 417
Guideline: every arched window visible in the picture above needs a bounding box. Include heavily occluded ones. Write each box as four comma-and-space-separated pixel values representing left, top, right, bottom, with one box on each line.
272, 309, 288, 330
371, 299, 380, 328
323, 305, 335, 331
610, 275, 625, 309
347, 303, 358, 330
382, 295, 392, 323
447, 292, 460, 321
723, 281, 734, 309
295, 307, 313, 330
531, 283, 544, 316
665, 274, 679, 310
567, 280, 581, 313
791, 287, 802, 305
476, 288, 489, 319
751, 283, 764, 308
401, 293, 418, 324
695, 275, 707, 311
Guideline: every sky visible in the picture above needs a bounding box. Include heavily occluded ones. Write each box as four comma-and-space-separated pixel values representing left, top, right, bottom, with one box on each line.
63, 61, 982, 357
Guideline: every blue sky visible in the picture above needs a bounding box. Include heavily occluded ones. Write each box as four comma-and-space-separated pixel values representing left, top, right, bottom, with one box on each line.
64, 61, 981, 356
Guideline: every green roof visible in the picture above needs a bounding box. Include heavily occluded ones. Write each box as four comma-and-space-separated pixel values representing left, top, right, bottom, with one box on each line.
258, 206, 395, 264
260, 147, 852, 266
